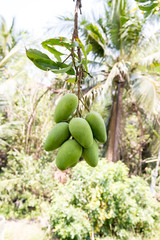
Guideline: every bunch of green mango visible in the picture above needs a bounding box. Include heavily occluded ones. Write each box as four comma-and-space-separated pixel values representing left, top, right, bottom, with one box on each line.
44, 93, 107, 171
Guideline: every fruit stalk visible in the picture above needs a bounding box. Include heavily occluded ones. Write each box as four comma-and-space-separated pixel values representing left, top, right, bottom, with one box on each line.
72, 0, 83, 117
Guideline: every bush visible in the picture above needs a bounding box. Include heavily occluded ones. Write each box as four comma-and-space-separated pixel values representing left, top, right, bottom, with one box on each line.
49, 159, 160, 240
0, 150, 56, 218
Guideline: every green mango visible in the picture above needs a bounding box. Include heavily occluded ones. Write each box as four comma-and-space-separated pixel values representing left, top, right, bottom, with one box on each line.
82, 139, 99, 167
85, 111, 107, 143
69, 118, 93, 148
44, 122, 70, 151
69, 161, 78, 168
56, 139, 82, 171
54, 93, 78, 123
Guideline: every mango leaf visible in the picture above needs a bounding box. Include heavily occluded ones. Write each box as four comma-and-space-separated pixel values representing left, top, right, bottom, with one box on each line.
75, 61, 82, 67
26, 48, 74, 74
26, 49, 59, 71
75, 37, 88, 72
42, 37, 72, 49
86, 44, 92, 54
33, 60, 60, 71
26, 48, 50, 61
66, 77, 76, 83
42, 43, 64, 62
52, 63, 75, 75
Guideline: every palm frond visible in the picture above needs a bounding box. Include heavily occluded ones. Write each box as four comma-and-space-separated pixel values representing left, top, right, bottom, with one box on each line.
140, 51, 160, 67
0, 44, 21, 68
131, 19, 160, 66
131, 75, 160, 114
109, 0, 128, 50
121, 17, 143, 56
102, 63, 121, 95
82, 20, 108, 59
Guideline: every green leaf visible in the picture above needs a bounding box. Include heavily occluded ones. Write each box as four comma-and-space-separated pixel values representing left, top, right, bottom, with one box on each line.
26, 48, 59, 71
42, 43, 64, 62
26, 48, 75, 75
66, 77, 76, 83
136, 0, 151, 2
42, 37, 72, 49
154, 65, 160, 74
31, 58, 59, 71
52, 63, 75, 75
76, 38, 88, 72
75, 61, 82, 67
26, 48, 50, 61
86, 44, 92, 54
144, 10, 152, 17
138, 2, 158, 11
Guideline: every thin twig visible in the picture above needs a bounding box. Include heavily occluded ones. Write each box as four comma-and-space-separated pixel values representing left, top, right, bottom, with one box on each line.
79, 98, 90, 112
62, 54, 71, 63
83, 69, 93, 78
80, 90, 90, 112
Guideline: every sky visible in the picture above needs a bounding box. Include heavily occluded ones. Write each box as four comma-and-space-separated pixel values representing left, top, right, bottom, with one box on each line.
0, 0, 104, 35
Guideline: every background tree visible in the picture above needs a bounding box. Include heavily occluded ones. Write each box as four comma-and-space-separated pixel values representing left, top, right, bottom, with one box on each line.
77, 0, 160, 165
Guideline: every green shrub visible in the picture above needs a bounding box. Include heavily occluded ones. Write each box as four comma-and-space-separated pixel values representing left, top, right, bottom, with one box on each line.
0, 150, 56, 218
49, 159, 160, 240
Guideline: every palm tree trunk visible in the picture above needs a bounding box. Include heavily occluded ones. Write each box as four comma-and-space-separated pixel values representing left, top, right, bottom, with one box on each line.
106, 81, 124, 162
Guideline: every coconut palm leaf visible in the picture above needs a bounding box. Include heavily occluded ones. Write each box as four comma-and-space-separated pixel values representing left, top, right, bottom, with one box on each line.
0, 16, 16, 57
140, 51, 160, 67
82, 20, 108, 59
0, 44, 21, 68
131, 75, 160, 113
129, 19, 160, 71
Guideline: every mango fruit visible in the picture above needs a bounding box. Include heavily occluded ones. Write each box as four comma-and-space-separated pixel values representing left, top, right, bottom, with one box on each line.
70, 161, 78, 168
82, 139, 99, 167
69, 118, 93, 148
54, 93, 78, 123
44, 122, 70, 151
85, 111, 107, 143
56, 139, 82, 171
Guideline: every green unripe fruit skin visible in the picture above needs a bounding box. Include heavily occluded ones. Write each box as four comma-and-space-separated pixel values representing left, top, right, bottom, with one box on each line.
82, 139, 99, 167
44, 122, 70, 151
56, 139, 82, 171
85, 111, 107, 143
69, 118, 93, 148
70, 161, 78, 168
54, 93, 78, 123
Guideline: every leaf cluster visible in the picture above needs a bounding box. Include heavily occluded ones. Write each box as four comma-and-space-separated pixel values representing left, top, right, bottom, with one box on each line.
49, 160, 160, 239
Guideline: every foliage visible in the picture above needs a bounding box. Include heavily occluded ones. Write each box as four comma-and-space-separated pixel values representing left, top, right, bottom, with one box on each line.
0, 150, 56, 218
49, 160, 160, 240
26, 36, 91, 78
135, 0, 160, 17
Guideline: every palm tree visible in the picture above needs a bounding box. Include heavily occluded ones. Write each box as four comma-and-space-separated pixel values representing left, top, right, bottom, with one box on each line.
79, 0, 160, 162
